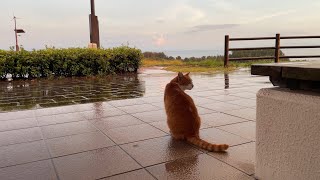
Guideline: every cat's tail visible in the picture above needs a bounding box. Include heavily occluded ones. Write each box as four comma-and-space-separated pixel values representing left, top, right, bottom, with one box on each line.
186, 136, 229, 152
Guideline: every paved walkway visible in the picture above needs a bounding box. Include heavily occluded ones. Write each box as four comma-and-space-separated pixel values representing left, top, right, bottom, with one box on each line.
0, 68, 272, 180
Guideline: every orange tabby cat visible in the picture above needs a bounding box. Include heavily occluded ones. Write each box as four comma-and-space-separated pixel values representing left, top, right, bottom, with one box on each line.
164, 72, 229, 152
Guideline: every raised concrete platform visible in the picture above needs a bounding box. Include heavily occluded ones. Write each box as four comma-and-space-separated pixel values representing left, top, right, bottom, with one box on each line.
256, 88, 320, 180
252, 61, 320, 91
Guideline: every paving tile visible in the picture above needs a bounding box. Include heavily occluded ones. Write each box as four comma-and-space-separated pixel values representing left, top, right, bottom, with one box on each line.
217, 121, 256, 141
118, 104, 159, 114
197, 107, 216, 115
150, 102, 165, 109
150, 121, 211, 134
0, 117, 38, 132
230, 92, 257, 99
41, 121, 97, 139
0, 140, 50, 168
209, 142, 255, 175
147, 153, 253, 180
73, 102, 114, 112
121, 136, 202, 167
199, 102, 246, 112
80, 108, 126, 120
141, 96, 164, 103
104, 124, 166, 144
193, 91, 222, 97
224, 108, 256, 121
132, 110, 167, 123
144, 92, 163, 97
201, 112, 248, 127
108, 98, 146, 107
0, 160, 58, 180
192, 97, 217, 106
208, 95, 243, 102
200, 127, 251, 147
50, 105, 77, 114
53, 146, 141, 180
0, 127, 42, 147
148, 121, 171, 134
46, 131, 115, 157
92, 115, 144, 130
228, 99, 256, 108
103, 169, 155, 180
35, 107, 60, 117
37, 112, 86, 126
0, 110, 35, 121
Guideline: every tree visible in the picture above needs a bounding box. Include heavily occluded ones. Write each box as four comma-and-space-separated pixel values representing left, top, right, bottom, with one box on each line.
143, 52, 167, 59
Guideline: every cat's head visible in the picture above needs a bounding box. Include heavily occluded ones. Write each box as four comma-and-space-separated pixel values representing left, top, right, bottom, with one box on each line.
175, 72, 194, 90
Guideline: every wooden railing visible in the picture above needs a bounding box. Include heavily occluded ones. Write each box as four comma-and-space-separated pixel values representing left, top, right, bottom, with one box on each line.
224, 34, 320, 67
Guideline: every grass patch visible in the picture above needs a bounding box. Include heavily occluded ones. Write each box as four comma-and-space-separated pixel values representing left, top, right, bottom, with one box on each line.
164, 66, 235, 72
141, 58, 279, 72
141, 58, 183, 67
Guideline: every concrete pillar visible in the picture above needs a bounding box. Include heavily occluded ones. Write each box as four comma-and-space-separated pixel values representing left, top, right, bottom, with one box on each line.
256, 88, 320, 180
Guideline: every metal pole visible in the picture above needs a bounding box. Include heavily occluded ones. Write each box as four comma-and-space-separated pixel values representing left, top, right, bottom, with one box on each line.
91, 0, 95, 15
224, 35, 229, 67
275, 33, 280, 63
14, 16, 19, 52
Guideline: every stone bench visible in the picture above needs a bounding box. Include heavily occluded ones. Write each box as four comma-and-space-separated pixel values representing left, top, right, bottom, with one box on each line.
251, 62, 320, 180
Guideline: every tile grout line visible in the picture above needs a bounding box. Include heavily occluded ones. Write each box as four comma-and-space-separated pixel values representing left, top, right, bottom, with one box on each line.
215, 126, 255, 142
36, 113, 61, 180
213, 119, 254, 128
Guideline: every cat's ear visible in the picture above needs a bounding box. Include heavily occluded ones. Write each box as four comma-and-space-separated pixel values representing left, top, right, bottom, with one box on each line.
185, 72, 190, 76
178, 72, 183, 81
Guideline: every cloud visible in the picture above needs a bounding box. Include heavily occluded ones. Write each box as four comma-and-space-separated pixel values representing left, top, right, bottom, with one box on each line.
209, 0, 234, 11
152, 33, 166, 46
186, 9, 296, 33
187, 24, 239, 33
165, 4, 206, 23
155, 18, 165, 23
242, 10, 297, 24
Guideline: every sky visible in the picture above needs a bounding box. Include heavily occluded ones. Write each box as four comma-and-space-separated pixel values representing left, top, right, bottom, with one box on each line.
1, 0, 320, 55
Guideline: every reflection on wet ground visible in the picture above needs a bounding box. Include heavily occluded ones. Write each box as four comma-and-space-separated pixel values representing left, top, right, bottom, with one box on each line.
0, 67, 267, 112
0, 67, 273, 179
0, 74, 145, 111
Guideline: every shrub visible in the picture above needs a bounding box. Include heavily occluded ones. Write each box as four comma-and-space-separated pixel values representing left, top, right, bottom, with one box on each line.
0, 46, 143, 80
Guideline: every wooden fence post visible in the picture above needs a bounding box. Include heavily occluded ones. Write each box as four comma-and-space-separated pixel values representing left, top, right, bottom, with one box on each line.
224, 35, 230, 67
275, 33, 280, 63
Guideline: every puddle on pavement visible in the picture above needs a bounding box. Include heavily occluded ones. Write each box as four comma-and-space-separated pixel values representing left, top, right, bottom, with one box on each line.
0, 74, 145, 111
0, 68, 265, 112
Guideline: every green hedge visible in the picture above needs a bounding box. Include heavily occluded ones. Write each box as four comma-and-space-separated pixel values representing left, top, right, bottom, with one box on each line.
0, 46, 143, 80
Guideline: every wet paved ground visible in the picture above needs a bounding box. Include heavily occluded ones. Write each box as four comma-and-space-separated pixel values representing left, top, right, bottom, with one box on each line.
0, 67, 273, 180
0, 75, 145, 111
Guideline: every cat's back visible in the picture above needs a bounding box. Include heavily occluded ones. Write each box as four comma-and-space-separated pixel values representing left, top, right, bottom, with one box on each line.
164, 82, 194, 109
164, 82, 184, 102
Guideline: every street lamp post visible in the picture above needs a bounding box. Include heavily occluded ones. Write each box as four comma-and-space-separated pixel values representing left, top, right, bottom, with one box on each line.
13, 16, 25, 52
89, 0, 100, 48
